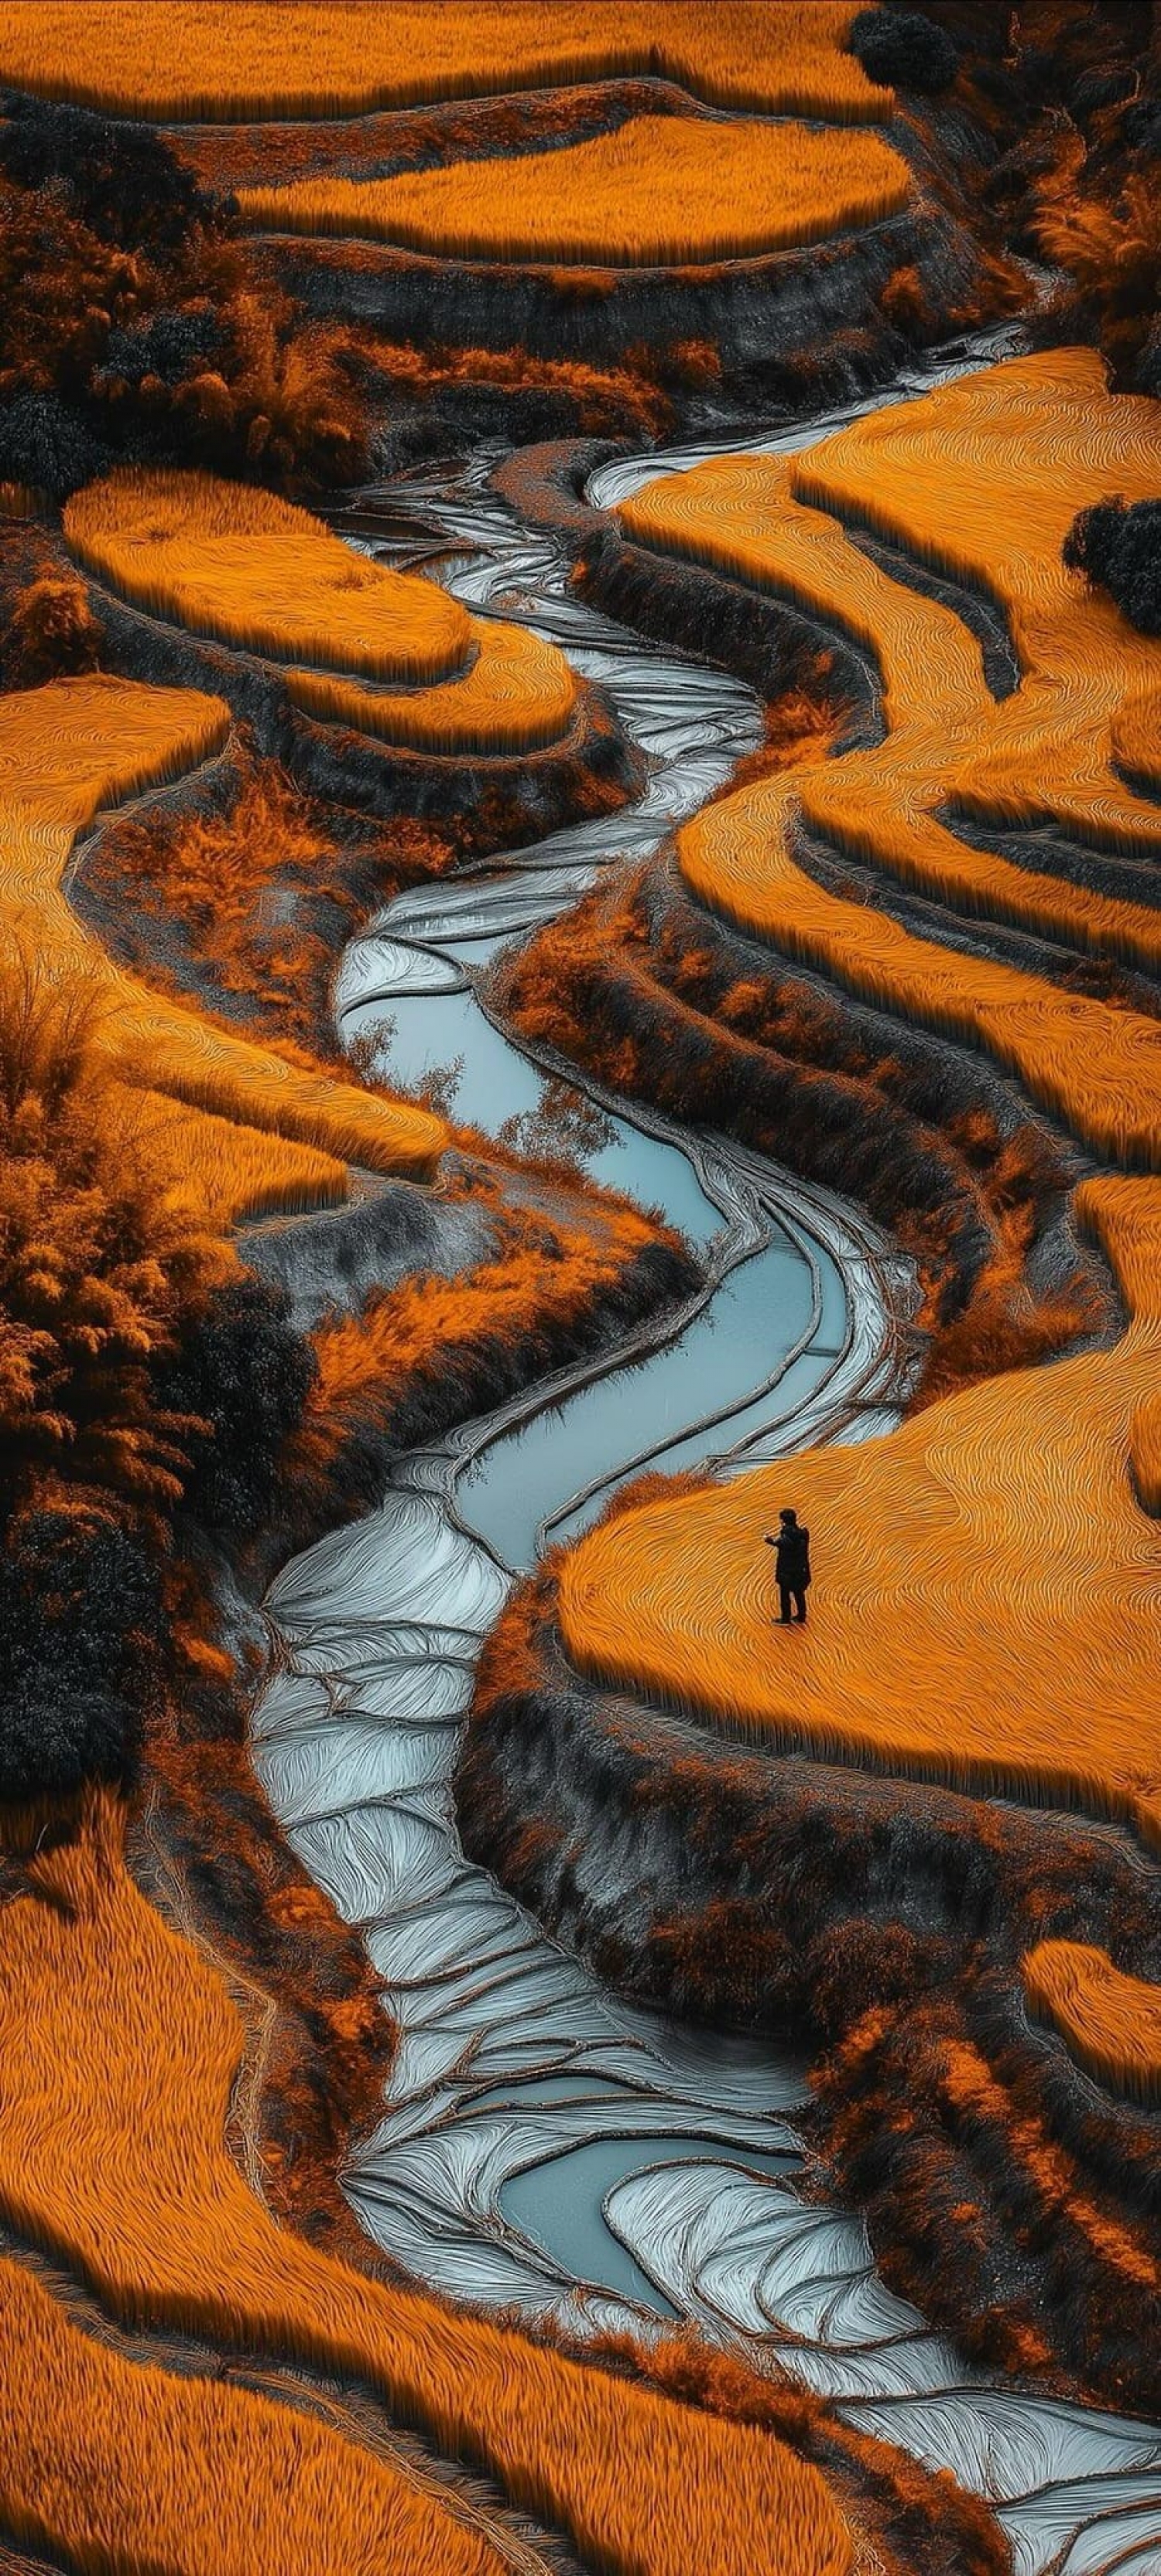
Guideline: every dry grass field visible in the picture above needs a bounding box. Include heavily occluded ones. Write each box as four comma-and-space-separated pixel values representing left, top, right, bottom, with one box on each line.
0, 1790, 858, 2576
0, 2, 892, 125
238, 115, 910, 268
0, 2252, 502, 2576
286, 612, 577, 752
1024, 1940, 1161, 2106
111, 1083, 350, 1228
0, 674, 446, 1201
65, 470, 471, 686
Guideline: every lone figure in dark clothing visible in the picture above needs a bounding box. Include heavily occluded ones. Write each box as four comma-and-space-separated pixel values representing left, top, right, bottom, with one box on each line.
765, 1509, 811, 1623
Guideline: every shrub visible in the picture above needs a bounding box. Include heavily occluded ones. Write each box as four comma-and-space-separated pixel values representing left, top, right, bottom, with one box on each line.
0, 393, 105, 502
1063, 497, 1161, 638
0, 1507, 163, 1797
0, 954, 223, 1527
0, 91, 220, 248
2, 572, 103, 687
100, 306, 225, 391
155, 1274, 317, 1537
0, 139, 368, 485
848, 7, 959, 93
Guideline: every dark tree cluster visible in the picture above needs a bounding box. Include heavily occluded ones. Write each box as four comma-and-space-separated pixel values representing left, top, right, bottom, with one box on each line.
848, 6, 961, 95
1063, 497, 1161, 637
0, 1508, 164, 1799
0, 94, 365, 497
152, 1275, 318, 1538
0, 1269, 317, 1804
0, 91, 221, 248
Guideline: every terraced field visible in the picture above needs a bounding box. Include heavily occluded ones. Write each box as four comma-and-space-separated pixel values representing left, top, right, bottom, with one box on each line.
0, 675, 445, 1208
556, 350, 1161, 1863
1025, 1940, 1161, 2106
238, 111, 910, 265
65, 469, 472, 683
0, 1790, 938, 2576
0, 2, 892, 123
2, 8, 1159, 2572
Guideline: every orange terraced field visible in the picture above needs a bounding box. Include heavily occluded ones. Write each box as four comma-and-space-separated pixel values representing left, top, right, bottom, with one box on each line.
0, 2, 892, 124
1025, 1941, 1161, 2106
286, 612, 577, 751
0, 1793, 856, 2576
65, 469, 471, 685
0, 2254, 502, 2576
239, 115, 910, 267
558, 1176, 1161, 1851
0, 674, 446, 1197
619, 351, 1161, 1163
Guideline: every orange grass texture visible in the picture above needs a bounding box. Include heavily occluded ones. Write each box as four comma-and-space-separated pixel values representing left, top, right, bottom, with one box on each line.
239, 113, 910, 267
0, 2, 893, 125
0, 673, 445, 1200
557, 1174, 1161, 1851
619, 349, 1161, 1166
0, 1790, 855, 2576
286, 612, 577, 752
1024, 1940, 1161, 2108
65, 468, 471, 685
0, 2256, 502, 2576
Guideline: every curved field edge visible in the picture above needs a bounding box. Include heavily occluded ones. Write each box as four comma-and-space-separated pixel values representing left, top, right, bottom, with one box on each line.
284, 615, 577, 755
0, 2, 894, 125
0, 1793, 1010, 2576
236, 116, 910, 268
0, 673, 446, 1194
64, 470, 471, 689
1025, 1942, 1161, 2107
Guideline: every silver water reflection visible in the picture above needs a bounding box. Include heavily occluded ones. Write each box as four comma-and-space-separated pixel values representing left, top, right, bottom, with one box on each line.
259, 343, 1161, 2574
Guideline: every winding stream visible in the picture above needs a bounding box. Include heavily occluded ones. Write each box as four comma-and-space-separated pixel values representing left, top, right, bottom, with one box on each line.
255, 340, 1161, 2573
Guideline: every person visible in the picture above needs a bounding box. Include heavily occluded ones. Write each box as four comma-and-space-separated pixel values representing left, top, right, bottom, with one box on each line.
764, 1508, 811, 1624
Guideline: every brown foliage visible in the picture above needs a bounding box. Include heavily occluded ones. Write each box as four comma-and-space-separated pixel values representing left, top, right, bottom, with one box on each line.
90, 748, 452, 1051
1, 573, 103, 689
351, 327, 670, 437
0, 950, 228, 1527
0, 169, 368, 486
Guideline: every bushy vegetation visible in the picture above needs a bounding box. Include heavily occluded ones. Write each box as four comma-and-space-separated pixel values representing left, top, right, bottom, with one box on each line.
1063, 497, 1161, 639
0, 961, 221, 1528
0, 94, 368, 489
0, 89, 217, 248
0, 956, 317, 1801
0, 570, 104, 687
848, 7, 959, 94
0, 1506, 163, 1797
154, 1273, 316, 1537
